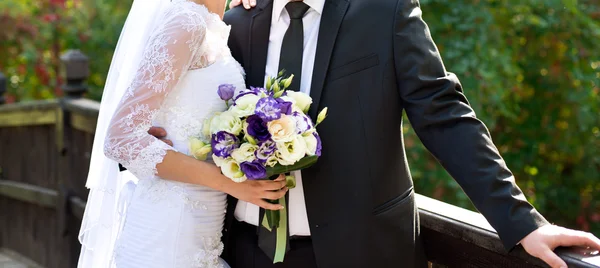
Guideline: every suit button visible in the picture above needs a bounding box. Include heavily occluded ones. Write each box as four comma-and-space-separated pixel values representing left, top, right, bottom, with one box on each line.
315, 225, 319, 228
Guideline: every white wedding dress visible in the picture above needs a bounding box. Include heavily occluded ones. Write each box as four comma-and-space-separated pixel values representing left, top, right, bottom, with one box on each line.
101, 1, 245, 267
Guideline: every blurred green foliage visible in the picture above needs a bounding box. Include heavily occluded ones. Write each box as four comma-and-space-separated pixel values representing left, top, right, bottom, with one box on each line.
0, 0, 598, 234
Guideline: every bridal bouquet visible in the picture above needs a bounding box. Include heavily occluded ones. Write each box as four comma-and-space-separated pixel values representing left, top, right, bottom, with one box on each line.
189, 72, 327, 263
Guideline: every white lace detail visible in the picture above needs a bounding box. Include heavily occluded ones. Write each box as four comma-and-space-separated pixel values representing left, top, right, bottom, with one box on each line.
157, 96, 215, 142
103, 1, 215, 180
137, 178, 209, 211
194, 11, 232, 70
185, 234, 225, 268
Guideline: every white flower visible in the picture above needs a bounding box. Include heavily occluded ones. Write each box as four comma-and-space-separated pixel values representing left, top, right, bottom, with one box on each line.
276, 136, 307, 165
220, 159, 247, 182
265, 155, 279, 167
303, 133, 318, 156
189, 137, 212, 160
209, 111, 243, 135
202, 114, 217, 139
230, 94, 260, 118
267, 114, 297, 142
286, 91, 313, 113
231, 143, 258, 163
292, 112, 314, 135
212, 155, 227, 167
278, 96, 302, 114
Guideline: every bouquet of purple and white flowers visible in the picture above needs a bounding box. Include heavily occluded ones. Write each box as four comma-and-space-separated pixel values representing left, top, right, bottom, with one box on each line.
188, 72, 327, 263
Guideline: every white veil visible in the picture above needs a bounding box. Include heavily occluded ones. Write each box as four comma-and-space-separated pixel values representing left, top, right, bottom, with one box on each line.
78, 0, 172, 267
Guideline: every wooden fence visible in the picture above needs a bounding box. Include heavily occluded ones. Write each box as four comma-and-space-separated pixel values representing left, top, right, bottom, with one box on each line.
0, 50, 599, 268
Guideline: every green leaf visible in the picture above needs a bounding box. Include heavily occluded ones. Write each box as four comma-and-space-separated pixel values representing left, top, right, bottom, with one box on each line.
264, 155, 319, 178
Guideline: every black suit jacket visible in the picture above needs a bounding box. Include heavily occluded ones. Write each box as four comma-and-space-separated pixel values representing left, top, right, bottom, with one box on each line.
222, 0, 548, 267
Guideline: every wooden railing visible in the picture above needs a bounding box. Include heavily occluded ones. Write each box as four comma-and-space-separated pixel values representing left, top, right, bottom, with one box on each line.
0, 51, 599, 268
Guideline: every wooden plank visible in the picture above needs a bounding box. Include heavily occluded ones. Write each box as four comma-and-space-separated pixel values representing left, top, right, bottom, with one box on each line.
416, 193, 495, 232
0, 196, 69, 268
70, 113, 97, 134
0, 180, 58, 208
55, 107, 64, 152
0, 109, 57, 127
422, 227, 543, 268
416, 194, 502, 252
417, 193, 600, 268
0, 248, 44, 268
69, 196, 86, 220
0, 179, 85, 221
61, 98, 100, 117
0, 100, 59, 113
0, 100, 59, 127
556, 247, 600, 267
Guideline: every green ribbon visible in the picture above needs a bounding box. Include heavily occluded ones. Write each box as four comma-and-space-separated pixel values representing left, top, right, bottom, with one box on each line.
273, 196, 287, 263
260, 167, 304, 263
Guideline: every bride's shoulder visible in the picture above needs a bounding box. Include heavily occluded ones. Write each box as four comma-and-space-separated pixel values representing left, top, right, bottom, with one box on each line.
169, 0, 212, 17
161, 0, 211, 26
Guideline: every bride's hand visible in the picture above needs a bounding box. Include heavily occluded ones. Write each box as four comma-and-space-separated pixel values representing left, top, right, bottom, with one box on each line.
229, 0, 256, 10
228, 174, 288, 210
148, 126, 173, 146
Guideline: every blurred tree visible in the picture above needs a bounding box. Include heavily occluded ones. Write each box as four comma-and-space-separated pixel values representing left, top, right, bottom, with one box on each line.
0, 0, 132, 101
0, 0, 597, 234
410, 0, 600, 233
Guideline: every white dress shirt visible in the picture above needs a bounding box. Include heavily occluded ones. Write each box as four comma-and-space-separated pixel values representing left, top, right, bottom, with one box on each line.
234, 0, 325, 236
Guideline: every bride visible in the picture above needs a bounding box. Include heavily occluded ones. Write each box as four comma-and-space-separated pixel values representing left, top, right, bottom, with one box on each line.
77, 0, 288, 267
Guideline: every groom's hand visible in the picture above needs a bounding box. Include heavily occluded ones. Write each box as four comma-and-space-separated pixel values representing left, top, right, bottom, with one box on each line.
520, 224, 600, 268
229, 0, 256, 10
148, 126, 173, 146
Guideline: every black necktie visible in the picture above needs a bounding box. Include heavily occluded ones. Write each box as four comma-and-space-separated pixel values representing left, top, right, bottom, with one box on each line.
257, 2, 310, 262
278, 1, 310, 92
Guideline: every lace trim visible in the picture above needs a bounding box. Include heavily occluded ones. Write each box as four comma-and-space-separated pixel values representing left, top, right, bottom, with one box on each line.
184, 233, 225, 268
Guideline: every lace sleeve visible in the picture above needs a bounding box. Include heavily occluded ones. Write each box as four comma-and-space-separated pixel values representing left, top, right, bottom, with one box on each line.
104, 7, 206, 179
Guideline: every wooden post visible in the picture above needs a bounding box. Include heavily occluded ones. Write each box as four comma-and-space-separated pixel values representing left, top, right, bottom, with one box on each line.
0, 71, 6, 104
60, 50, 89, 98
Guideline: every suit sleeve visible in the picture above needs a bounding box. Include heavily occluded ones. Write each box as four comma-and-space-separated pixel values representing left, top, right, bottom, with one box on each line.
223, 8, 245, 70
392, 0, 549, 250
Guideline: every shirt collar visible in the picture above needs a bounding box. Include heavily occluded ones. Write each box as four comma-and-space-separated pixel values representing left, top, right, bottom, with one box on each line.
273, 0, 325, 21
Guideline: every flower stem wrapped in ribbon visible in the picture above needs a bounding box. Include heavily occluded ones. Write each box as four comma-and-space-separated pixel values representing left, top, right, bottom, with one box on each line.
191, 71, 327, 263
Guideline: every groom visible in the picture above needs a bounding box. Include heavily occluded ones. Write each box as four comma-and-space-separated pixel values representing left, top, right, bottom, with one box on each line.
149, 0, 600, 267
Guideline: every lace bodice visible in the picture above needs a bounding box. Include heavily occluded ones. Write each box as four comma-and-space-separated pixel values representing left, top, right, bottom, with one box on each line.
104, 1, 242, 180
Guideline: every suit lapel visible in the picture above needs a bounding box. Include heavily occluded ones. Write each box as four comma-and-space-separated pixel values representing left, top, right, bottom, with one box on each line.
247, 0, 274, 87
308, 0, 350, 120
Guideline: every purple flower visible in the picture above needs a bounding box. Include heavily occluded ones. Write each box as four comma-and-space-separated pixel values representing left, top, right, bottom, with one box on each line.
240, 161, 267, 180
292, 111, 313, 134
255, 140, 276, 162
211, 131, 239, 158
246, 115, 271, 142
314, 133, 322, 157
218, 84, 235, 101
255, 97, 284, 122
233, 89, 257, 103
276, 98, 293, 115
233, 87, 272, 105
250, 86, 269, 95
